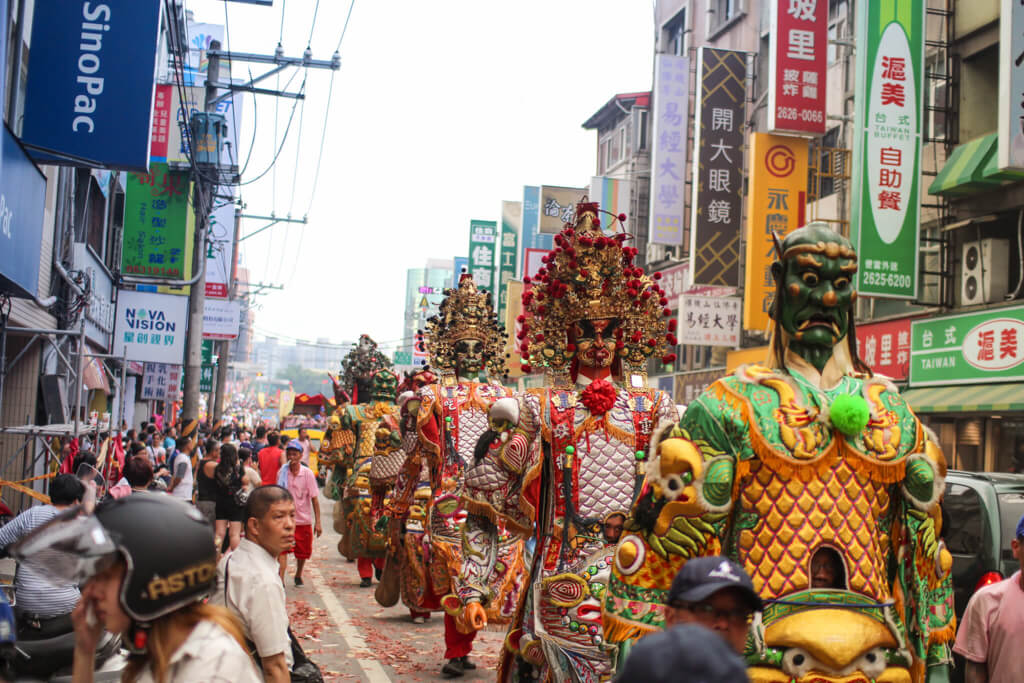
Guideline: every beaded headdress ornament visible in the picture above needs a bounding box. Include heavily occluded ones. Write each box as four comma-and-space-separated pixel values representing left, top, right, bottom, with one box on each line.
516, 202, 677, 380
422, 274, 506, 379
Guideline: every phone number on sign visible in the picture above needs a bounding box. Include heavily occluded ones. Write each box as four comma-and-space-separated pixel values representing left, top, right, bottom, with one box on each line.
776, 106, 824, 123
862, 271, 912, 289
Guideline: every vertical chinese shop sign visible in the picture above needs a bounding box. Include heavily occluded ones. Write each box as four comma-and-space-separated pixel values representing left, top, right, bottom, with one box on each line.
467, 220, 498, 292
767, 0, 827, 135
851, 0, 925, 298
122, 162, 194, 280
744, 133, 809, 332
690, 48, 747, 287
649, 53, 690, 246
497, 201, 521, 321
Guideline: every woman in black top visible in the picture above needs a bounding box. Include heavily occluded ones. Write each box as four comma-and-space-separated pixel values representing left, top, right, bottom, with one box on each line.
214, 443, 244, 551
196, 439, 220, 529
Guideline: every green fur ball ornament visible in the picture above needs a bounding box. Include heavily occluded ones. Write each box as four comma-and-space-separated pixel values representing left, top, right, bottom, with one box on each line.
830, 394, 870, 436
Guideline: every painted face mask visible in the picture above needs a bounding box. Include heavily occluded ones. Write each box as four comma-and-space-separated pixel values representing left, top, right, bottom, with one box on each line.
574, 318, 620, 369
772, 223, 858, 353
455, 339, 485, 377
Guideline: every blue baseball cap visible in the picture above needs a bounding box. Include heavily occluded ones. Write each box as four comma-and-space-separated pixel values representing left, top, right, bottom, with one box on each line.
285, 439, 303, 451
1016, 513, 1024, 541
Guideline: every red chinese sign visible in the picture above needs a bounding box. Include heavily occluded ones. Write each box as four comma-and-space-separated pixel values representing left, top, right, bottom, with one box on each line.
856, 316, 922, 381
150, 84, 172, 162
768, 0, 827, 135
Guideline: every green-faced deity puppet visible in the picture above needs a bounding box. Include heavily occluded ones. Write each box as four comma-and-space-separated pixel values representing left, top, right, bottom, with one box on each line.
604, 222, 955, 683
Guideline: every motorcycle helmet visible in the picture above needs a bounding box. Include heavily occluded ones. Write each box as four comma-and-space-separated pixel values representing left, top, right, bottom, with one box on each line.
11, 493, 216, 623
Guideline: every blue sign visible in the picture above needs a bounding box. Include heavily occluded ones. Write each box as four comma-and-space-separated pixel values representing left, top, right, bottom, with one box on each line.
521, 186, 553, 251
452, 256, 469, 287
0, 124, 47, 299
21, 0, 162, 171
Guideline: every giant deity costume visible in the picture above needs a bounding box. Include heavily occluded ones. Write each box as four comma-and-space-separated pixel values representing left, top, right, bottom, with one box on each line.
455, 203, 678, 682
374, 368, 439, 619
397, 275, 525, 676
602, 223, 955, 683
339, 368, 399, 584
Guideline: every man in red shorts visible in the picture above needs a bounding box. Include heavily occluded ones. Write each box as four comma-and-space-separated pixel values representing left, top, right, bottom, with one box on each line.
278, 440, 322, 586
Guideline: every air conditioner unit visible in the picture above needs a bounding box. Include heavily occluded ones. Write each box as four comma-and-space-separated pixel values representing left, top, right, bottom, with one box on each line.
647, 243, 666, 264
961, 238, 1009, 305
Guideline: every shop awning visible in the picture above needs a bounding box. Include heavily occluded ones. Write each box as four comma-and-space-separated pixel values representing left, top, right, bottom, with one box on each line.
928, 134, 1003, 197
902, 382, 1024, 413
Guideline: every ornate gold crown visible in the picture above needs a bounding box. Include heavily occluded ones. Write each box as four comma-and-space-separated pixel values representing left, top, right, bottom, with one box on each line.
423, 275, 506, 377
517, 202, 676, 373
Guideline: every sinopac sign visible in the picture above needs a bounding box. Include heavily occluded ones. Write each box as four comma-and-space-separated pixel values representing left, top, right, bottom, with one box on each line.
20, 0, 161, 171
910, 306, 1024, 385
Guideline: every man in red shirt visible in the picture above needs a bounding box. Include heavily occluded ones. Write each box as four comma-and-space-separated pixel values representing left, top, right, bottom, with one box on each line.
258, 432, 285, 486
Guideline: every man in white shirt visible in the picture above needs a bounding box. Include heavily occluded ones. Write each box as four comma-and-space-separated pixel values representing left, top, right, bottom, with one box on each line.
213, 485, 296, 683
168, 436, 194, 502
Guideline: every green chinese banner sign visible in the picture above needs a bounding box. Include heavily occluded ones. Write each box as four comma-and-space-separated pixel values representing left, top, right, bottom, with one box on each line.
497, 201, 521, 322
909, 306, 1024, 386
122, 162, 194, 280
467, 219, 498, 293
851, 0, 925, 298
200, 363, 215, 393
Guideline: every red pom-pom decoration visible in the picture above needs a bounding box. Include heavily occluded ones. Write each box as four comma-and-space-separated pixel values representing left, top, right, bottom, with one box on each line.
668, 319, 678, 331
567, 343, 576, 352
662, 354, 677, 364
520, 364, 533, 373
618, 213, 627, 222
653, 272, 662, 280
523, 276, 531, 285
580, 378, 617, 416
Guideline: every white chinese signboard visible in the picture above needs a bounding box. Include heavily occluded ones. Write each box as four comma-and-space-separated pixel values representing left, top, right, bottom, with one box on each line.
679, 295, 741, 347
141, 363, 171, 400
202, 299, 241, 340
649, 54, 690, 246
112, 290, 189, 364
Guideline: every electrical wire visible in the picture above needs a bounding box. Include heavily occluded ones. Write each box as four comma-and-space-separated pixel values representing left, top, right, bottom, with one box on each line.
307, 0, 321, 48
279, 0, 357, 287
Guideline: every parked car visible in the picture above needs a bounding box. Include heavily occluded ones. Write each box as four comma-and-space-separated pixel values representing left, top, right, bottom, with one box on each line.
942, 470, 1024, 682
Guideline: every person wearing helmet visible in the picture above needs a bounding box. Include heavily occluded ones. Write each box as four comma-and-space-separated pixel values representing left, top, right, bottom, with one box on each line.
12, 494, 261, 682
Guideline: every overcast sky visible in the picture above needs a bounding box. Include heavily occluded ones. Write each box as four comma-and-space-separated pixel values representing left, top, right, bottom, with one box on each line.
190, 0, 656, 355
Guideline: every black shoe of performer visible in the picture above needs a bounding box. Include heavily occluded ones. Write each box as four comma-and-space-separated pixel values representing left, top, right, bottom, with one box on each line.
374, 566, 383, 580
460, 656, 476, 670
359, 577, 372, 587
441, 658, 465, 678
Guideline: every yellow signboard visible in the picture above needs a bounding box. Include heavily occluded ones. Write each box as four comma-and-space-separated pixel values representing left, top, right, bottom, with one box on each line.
743, 133, 809, 332
726, 345, 770, 372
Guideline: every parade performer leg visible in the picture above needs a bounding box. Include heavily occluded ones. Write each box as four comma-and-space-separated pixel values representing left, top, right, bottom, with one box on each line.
440, 613, 477, 678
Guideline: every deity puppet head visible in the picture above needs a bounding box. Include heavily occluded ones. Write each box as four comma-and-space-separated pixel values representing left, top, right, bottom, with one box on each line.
340, 334, 392, 403
768, 222, 870, 374
368, 368, 399, 403
423, 275, 506, 382
519, 202, 676, 383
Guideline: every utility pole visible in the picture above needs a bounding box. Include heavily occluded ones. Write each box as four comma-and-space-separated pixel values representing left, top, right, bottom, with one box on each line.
182, 40, 221, 425
212, 205, 240, 422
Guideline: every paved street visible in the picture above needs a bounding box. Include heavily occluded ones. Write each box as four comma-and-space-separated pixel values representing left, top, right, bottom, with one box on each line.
281, 495, 504, 681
